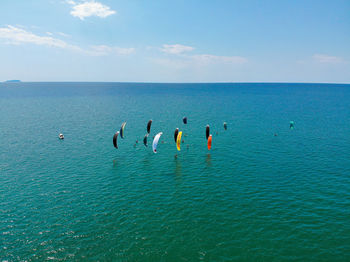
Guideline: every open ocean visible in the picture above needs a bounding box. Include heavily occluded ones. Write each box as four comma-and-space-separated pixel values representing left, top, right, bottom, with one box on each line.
0, 82, 349, 261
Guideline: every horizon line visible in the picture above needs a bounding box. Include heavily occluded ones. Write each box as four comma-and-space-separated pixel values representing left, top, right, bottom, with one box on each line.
1, 81, 350, 85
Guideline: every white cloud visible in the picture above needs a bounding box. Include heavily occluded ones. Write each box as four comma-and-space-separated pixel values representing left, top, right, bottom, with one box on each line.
0, 25, 133, 57
313, 54, 344, 64
67, 1, 116, 20
161, 44, 194, 54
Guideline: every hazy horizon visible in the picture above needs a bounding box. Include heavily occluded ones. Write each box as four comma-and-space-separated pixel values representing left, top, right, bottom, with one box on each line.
2, 81, 350, 85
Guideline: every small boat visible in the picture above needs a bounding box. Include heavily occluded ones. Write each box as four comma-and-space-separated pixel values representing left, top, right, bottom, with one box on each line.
59, 133, 64, 140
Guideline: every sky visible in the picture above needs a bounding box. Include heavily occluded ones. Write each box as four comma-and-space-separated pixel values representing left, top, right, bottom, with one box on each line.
0, 0, 349, 83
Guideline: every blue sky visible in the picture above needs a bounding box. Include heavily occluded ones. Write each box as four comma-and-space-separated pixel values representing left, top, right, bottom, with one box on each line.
0, 0, 349, 82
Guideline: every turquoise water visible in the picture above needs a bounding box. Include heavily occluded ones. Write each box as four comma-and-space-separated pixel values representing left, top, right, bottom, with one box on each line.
1, 82, 350, 261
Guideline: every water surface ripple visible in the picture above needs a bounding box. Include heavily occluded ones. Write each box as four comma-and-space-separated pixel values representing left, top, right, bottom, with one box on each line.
0, 83, 349, 261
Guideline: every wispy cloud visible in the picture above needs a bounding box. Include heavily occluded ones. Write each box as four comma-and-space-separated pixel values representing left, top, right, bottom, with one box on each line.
91, 45, 135, 56
0, 25, 79, 50
192, 54, 247, 64
313, 54, 344, 64
57, 32, 70, 38
0, 25, 133, 56
152, 55, 247, 70
156, 43, 247, 67
67, 1, 116, 20
152, 57, 191, 70
161, 44, 194, 54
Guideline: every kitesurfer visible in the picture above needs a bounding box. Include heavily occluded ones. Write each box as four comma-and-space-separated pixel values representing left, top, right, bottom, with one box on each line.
174, 128, 179, 143
113, 131, 120, 149
290, 121, 295, 129
120, 122, 126, 138
143, 134, 149, 147
147, 120, 152, 134
206, 125, 210, 140
152, 132, 163, 153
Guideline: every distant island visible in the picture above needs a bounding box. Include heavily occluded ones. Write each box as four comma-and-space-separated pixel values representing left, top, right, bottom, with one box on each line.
4, 80, 21, 83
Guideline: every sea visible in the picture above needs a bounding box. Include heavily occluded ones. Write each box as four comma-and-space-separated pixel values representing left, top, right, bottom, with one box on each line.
0, 82, 349, 261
